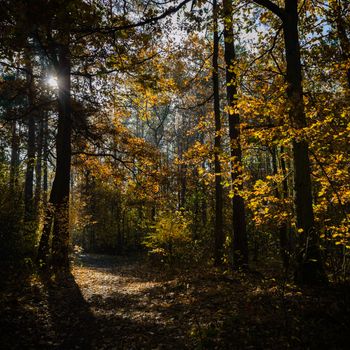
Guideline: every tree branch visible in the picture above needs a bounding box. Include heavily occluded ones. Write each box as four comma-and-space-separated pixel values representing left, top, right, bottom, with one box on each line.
252, 0, 285, 20
76, 0, 192, 38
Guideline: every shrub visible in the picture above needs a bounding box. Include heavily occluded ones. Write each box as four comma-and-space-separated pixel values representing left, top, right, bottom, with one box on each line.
143, 210, 193, 265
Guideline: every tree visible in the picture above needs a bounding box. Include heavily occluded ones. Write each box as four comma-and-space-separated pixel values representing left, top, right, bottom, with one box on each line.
212, 0, 224, 265
253, 0, 327, 284
222, 0, 249, 267
23, 51, 36, 222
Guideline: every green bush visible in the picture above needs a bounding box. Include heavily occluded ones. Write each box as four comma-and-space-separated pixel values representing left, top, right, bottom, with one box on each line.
143, 210, 193, 264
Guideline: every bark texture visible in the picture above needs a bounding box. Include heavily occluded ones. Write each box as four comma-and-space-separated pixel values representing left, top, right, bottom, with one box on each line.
223, 0, 249, 267
38, 43, 72, 272
283, 0, 326, 284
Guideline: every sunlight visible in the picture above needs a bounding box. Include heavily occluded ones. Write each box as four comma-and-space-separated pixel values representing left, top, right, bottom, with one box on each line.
46, 75, 58, 88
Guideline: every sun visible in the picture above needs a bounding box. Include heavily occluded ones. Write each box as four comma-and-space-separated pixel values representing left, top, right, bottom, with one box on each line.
47, 75, 58, 88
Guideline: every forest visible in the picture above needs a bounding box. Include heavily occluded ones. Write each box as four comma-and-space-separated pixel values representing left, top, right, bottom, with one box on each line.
0, 0, 349, 349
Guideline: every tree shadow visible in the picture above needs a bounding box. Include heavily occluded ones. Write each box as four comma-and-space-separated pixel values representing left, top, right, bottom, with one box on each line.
40, 261, 188, 349
72, 254, 195, 348
75, 254, 350, 350
41, 271, 96, 349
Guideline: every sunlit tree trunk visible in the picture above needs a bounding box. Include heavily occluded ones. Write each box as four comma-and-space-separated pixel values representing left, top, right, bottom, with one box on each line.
223, 0, 249, 267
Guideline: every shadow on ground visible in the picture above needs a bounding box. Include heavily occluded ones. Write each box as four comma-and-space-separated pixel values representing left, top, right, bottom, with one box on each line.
1, 254, 350, 349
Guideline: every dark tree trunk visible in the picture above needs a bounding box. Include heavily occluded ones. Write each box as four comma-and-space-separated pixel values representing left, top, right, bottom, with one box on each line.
43, 114, 49, 206
201, 184, 207, 227
213, 0, 224, 265
34, 114, 44, 216
180, 163, 187, 208
332, 1, 350, 89
9, 121, 19, 193
177, 140, 187, 209
38, 44, 72, 272
252, 0, 327, 284
116, 199, 123, 253
37, 203, 54, 265
283, 0, 326, 284
50, 44, 72, 272
37, 114, 50, 264
24, 57, 36, 221
223, 0, 249, 267
193, 168, 200, 240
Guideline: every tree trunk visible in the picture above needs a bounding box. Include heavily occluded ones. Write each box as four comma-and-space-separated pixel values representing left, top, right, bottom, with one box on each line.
332, 1, 350, 89
36, 113, 50, 265
271, 146, 289, 269
213, 0, 224, 265
37, 204, 54, 265
116, 199, 123, 253
283, 0, 326, 284
24, 56, 36, 221
9, 121, 19, 193
223, 0, 249, 267
38, 43, 72, 272
50, 44, 72, 272
34, 114, 43, 216
43, 114, 49, 206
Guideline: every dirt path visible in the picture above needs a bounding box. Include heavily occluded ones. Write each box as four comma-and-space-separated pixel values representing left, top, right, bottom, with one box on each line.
1, 254, 349, 349
73, 254, 193, 349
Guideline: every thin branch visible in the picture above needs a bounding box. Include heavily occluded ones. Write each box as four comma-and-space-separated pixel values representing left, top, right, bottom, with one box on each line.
241, 25, 283, 77
76, 0, 192, 38
72, 150, 134, 172
177, 93, 214, 110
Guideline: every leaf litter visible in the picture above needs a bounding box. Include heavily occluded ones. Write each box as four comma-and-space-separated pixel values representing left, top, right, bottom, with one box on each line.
1, 254, 350, 349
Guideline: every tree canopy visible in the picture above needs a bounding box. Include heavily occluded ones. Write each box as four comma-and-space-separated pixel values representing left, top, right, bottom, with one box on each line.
1, 0, 350, 348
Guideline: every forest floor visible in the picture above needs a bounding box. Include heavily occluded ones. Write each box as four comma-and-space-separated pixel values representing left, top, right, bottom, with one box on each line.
1, 253, 350, 350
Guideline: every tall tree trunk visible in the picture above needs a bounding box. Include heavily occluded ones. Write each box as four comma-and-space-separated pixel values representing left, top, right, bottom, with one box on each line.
43, 114, 49, 206
34, 114, 44, 216
38, 43, 72, 272
180, 163, 187, 208
51, 43, 72, 272
37, 202, 54, 266
24, 56, 36, 221
36, 114, 49, 264
9, 121, 19, 193
116, 199, 123, 253
253, 0, 327, 284
201, 181, 207, 227
283, 0, 326, 284
223, 0, 249, 267
213, 0, 224, 265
